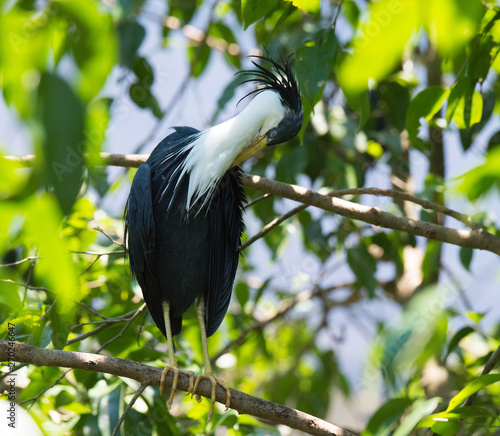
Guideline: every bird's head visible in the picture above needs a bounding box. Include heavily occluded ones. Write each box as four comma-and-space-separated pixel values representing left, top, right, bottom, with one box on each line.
231, 55, 303, 166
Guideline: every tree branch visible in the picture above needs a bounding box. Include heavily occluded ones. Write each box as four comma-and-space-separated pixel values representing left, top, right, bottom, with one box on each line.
241, 174, 500, 255
5, 153, 500, 255
0, 341, 356, 436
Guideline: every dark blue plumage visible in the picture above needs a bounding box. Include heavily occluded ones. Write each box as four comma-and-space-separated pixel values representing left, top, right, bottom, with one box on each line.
125, 126, 245, 339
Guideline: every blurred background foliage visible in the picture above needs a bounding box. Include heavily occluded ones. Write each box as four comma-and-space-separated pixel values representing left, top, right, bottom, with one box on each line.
1, 0, 500, 434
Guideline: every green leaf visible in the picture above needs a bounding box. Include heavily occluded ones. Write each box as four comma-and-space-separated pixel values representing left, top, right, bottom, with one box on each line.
49, 300, 73, 350
466, 311, 486, 323
346, 245, 377, 295
456, 145, 500, 200
24, 195, 80, 313
188, 43, 211, 78
118, 0, 147, 17
446, 374, 500, 411
338, 0, 419, 95
446, 78, 483, 129
118, 20, 146, 68
459, 247, 473, 270
445, 326, 474, 358
424, 0, 484, 57
363, 398, 413, 435
209, 22, 240, 69
431, 420, 462, 435
57, 0, 116, 101
418, 406, 497, 429
241, 0, 279, 29
406, 86, 449, 142
129, 57, 163, 119
295, 29, 338, 111
275, 142, 308, 183
343, 0, 360, 28
88, 167, 109, 197
235, 282, 250, 308
38, 73, 85, 215
394, 398, 440, 436
379, 81, 410, 132
284, 0, 320, 14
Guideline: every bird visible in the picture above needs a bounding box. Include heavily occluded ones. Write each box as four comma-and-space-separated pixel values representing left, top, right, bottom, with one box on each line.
124, 54, 303, 420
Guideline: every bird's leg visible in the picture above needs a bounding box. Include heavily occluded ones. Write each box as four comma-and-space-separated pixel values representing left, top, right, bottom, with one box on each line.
191, 295, 231, 421
160, 301, 194, 410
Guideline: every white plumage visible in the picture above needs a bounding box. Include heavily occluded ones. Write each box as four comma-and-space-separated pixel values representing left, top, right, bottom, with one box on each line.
178, 90, 285, 211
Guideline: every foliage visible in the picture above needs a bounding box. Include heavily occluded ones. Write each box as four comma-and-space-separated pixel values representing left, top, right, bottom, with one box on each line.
1, 0, 500, 434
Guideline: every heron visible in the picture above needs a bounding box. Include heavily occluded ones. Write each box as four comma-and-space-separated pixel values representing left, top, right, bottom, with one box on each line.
124, 55, 303, 420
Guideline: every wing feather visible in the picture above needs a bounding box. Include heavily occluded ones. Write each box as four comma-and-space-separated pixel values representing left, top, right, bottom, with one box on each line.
205, 167, 245, 337
124, 163, 166, 337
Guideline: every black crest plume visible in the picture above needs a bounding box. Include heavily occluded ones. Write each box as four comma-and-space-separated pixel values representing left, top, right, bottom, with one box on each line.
238, 54, 302, 113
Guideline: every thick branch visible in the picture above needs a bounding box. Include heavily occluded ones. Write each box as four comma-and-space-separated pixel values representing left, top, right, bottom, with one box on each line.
5, 153, 500, 255
240, 174, 500, 256
0, 341, 355, 436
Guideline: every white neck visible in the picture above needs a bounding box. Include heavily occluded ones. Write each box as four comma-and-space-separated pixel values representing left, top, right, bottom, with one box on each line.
179, 90, 284, 211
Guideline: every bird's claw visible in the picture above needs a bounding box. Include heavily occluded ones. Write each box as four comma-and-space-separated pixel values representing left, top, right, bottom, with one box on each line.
160, 366, 195, 410
191, 372, 231, 421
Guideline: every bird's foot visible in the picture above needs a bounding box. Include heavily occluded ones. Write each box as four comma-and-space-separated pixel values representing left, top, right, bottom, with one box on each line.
191, 372, 231, 422
160, 366, 195, 410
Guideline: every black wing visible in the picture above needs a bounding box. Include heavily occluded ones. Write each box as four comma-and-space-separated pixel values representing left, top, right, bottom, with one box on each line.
124, 163, 166, 337
205, 167, 245, 337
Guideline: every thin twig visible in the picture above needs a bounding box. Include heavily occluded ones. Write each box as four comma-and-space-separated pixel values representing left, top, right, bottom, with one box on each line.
20, 368, 72, 407
67, 305, 146, 346
70, 308, 140, 329
243, 193, 272, 210
74, 249, 126, 276
332, 0, 344, 30
464, 343, 500, 407
96, 304, 147, 353
241, 203, 308, 251
72, 250, 126, 256
0, 256, 39, 267
212, 283, 351, 362
94, 226, 125, 248
111, 383, 148, 436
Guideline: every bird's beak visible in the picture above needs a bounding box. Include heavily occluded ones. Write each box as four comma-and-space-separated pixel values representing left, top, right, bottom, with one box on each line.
231, 134, 267, 168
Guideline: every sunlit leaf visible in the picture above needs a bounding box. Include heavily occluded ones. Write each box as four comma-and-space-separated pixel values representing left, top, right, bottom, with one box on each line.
446, 78, 483, 129
0, 9, 50, 117
406, 86, 449, 142
466, 311, 486, 323
456, 145, 500, 200
447, 374, 500, 411
338, 0, 419, 94
24, 195, 80, 312
284, 0, 320, 14
56, 0, 116, 101
424, 0, 484, 57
